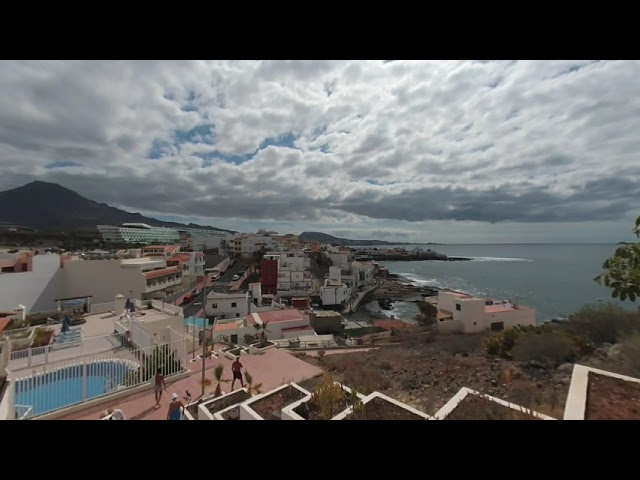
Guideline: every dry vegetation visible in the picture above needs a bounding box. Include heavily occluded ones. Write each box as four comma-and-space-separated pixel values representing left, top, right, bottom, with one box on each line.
299, 303, 639, 419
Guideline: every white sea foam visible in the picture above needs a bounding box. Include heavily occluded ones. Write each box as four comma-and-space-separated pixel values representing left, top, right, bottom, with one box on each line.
468, 256, 533, 262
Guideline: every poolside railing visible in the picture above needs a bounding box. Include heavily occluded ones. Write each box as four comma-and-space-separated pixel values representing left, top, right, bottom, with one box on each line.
8, 331, 134, 369
10, 336, 187, 419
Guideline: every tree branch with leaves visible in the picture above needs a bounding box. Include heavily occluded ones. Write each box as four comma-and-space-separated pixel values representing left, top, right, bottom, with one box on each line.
594, 216, 640, 302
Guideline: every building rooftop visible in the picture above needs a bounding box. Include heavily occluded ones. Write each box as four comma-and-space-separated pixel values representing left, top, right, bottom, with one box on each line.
207, 292, 248, 299
120, 257, 163, 265
247, 309, 305, 325
143, 266, 181, 279
485, 304, 516, 314
281, 325, 315, 332
0, 318, 13, 333
374, 319, 410, 331
313, 310, 342, 318
167, 253, 192, 262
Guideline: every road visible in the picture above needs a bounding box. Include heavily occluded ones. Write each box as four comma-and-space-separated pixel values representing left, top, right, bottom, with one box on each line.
181, 260, 246, 318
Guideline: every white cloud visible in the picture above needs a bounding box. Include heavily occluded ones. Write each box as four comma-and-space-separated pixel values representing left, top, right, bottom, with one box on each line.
0, 60, 639, 243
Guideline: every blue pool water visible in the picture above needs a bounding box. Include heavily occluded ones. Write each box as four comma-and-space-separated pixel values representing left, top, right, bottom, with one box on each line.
15, 361, 135, 416
184, 316, 207, 328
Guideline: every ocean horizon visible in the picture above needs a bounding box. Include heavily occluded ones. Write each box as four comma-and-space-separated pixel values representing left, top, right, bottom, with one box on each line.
358, 243, 636, 323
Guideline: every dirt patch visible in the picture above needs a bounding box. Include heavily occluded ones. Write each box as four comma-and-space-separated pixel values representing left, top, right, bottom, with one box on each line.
586, 373, 640, 420
297, 375, 323, 392
346, 396, 426, 420
445, 393, 541, 420
206, 390, 251, 415
249, 385, 307, 420
301, 333, 570, 416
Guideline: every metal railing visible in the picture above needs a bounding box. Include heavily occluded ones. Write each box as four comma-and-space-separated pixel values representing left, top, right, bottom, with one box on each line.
7, 330, 138, 370
11, 336, 187, 418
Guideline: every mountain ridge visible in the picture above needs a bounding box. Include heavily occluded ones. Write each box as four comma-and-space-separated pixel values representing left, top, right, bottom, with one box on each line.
0, 181, 234, 233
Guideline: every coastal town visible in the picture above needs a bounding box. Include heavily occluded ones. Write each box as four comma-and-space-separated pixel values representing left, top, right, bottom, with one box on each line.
1, 222, 638, 421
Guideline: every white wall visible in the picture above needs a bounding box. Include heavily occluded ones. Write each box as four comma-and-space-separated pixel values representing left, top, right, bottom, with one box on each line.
206, 293, 249, 319
321, 285, 348, 306
0, 380, 15, 420
482, 308, 536, 332
328, 253, 350, 267
0, 254, 66, 314
64, 259, 144, 304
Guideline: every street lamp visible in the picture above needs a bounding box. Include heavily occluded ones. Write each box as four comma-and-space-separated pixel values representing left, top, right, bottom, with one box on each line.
193, 280, 212, 397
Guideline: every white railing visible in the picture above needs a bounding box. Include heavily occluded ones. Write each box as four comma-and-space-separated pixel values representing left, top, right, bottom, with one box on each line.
90, 302, 115, 315
7, 330, 138, 370
150, 300, 183, 316
0, 339, 10, 378
11, 337, 187, 418
0, 326, 33, 341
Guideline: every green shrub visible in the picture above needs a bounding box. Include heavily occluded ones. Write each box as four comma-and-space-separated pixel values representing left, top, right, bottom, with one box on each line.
562, 303, 640, 346
511, 332, 575, 367
484, 324, 551, 358
26, 312, 57, 326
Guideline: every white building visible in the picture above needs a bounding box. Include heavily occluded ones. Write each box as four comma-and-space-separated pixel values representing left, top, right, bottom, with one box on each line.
63, 256, 183, 304
206, 292, 249, 320
166, 251, 205, 285
211, 309, 313, 342
97, 223, 181, 244
435, 290, 536, 333
320, 266, 349, 307
351, 261, 375, 288
0, 253, 66, 314
264, 251, 313, 297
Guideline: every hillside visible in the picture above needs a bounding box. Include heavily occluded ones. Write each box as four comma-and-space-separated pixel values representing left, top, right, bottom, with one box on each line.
298, 231, 426, 246
0, 181, 234, 233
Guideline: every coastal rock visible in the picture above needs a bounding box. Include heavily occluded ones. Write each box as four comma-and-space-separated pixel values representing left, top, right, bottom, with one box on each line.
528, 360, 546, 370
608, 344, 623, 357
557, 363, 574, 374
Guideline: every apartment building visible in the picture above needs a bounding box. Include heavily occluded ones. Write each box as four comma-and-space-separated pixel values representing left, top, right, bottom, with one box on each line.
261, 251, 312, 297
166, 251, 205, 285
206, 292, 250, 319
351, 261, 375, 288
320, 266, 349, 308
63, 256, 183, 304
435, 290, 536, 333
142, 245, 181, 258
97, 223, 181, 244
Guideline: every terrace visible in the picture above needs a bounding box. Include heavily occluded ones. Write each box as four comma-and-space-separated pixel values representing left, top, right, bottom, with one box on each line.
564, 364, 640, 420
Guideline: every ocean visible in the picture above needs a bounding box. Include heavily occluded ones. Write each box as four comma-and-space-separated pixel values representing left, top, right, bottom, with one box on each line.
361, 243, 636, 323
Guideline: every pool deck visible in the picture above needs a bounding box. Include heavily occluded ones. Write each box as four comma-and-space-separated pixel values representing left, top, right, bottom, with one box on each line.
54, 347, 322, 420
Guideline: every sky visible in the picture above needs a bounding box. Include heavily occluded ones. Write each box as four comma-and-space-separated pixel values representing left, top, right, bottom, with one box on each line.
0, 60, 639, 244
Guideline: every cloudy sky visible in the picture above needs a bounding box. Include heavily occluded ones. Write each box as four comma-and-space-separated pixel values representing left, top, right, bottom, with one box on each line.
1, 60, 638, 243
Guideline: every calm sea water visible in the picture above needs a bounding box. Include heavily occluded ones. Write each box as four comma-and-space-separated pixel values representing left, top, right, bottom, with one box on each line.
363, 244, 636, 322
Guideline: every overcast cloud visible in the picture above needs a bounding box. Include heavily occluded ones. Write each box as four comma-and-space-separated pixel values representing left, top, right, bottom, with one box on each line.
0, 60, 638, 243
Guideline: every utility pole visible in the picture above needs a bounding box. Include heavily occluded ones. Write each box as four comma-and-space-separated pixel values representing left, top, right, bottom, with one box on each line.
200, 279, 208, 397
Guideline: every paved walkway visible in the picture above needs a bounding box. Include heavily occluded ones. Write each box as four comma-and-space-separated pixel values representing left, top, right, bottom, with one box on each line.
56, 348, 322, 420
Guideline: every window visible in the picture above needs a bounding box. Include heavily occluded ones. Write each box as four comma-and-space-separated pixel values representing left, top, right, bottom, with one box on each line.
211, 303, 218, 309
490, 321, 504, 331
455, 304, 461, 311
231, 302, 237, 308
236, 313, 240, 317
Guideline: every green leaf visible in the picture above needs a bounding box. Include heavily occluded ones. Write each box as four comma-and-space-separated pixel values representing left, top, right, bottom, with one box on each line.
620, 291, 628, 301
629, 292, 637, 302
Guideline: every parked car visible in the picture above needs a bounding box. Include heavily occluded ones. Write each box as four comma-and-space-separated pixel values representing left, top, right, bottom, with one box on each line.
232, 274, 240, 281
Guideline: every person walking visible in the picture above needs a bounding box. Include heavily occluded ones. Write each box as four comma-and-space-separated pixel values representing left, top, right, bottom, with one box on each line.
231, 358, 244, 390
154, 368, 167, 405
167, 393, 184, 420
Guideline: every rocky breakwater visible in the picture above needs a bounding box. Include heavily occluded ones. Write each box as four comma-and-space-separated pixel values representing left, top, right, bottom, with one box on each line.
365, 250, 471, 262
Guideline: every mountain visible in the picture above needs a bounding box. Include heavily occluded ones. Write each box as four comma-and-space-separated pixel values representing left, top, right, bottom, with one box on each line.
0, 181, 234, 233
298, 231, 427, 246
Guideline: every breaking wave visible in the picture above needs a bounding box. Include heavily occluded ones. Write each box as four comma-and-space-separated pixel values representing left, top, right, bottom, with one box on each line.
468, 256, 533, 262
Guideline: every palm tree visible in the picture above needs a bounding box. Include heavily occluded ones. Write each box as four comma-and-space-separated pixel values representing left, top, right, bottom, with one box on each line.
253, 320, 270, 348
213, 364, 229, 398
244, 370, 262, 396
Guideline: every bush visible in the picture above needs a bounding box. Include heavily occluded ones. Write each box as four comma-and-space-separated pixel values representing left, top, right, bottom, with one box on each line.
26, 312, 56, 326
322, 354, 391, 394
317, 349, 326, 358
484, 324, 550, 358
622, 333, 640, 377
562, 303, 640, 346
511, 332, 575, 367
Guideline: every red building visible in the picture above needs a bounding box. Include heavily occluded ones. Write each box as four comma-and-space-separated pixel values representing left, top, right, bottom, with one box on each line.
260, 258, 278, 295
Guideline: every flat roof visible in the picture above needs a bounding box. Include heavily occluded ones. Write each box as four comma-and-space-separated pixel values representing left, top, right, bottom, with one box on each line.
121, 257, 163, 265
485, 305, 516, 314
248, 309, 305, 325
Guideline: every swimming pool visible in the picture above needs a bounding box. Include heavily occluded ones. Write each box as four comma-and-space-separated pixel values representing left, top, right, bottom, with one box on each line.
15, 360, 136, 416
184, 316, 207, 329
